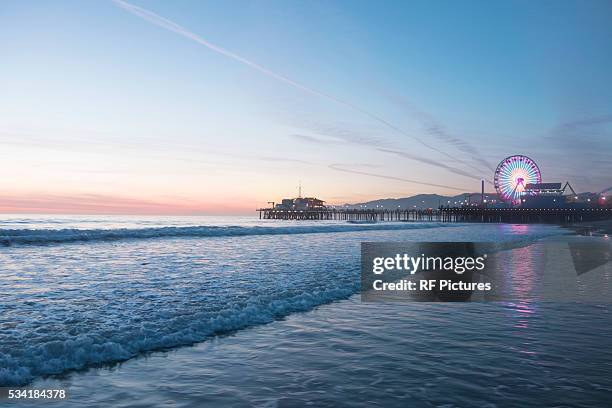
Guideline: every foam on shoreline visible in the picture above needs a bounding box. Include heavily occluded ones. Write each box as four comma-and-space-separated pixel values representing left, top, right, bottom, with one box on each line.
0, 223, 455, 247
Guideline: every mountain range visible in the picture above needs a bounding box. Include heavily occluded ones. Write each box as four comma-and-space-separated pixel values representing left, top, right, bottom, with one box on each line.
340, 193, 501, 210
339, 190, 603, 209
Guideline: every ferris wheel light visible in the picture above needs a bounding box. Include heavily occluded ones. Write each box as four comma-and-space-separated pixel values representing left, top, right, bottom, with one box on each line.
494, 155, 541, 203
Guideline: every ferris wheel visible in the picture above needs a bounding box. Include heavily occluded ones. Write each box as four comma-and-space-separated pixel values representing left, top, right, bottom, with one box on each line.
494, 155, 542, 204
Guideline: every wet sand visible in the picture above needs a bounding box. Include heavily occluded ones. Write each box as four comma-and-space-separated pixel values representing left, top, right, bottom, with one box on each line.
566, 218, 612, 236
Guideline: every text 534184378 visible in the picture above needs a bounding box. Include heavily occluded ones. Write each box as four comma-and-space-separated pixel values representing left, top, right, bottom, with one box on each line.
1, 388, 68, 400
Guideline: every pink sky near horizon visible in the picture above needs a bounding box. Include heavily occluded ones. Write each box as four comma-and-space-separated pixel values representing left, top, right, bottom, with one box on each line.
0, 193, 259, 215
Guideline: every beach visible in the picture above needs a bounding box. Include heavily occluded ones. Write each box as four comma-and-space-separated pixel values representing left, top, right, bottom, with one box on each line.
1, 216, 611, 407
567, 218, 612, 236
17, 298, 612, 408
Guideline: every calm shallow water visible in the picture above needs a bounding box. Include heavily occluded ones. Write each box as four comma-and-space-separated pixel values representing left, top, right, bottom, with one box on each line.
1, 216, 610, 406
24, 297, 612, 408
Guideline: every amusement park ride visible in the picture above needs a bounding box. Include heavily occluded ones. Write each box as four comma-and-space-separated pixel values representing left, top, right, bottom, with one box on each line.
493, 154, 605, 208
494, 155, 543, 204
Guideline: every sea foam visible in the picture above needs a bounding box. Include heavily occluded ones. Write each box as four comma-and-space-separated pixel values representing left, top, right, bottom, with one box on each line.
0, 285, 357, 386
0, 223, 451, 246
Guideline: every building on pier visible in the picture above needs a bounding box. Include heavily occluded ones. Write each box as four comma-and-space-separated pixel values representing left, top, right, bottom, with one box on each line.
275, 196, 326, 210
520, 182, 578, 209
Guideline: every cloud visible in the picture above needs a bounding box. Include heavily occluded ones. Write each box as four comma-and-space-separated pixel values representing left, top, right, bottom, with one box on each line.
113, 0, 483, 182
0, 127, 312, 169
290, 133, 339, 145
258, 156, 313, 164
541, 114, 612, 191
287, 117, 495, 186
384, 93, 495, 173
376, 148, 488, 182
288, 118, 390, 147
547, 114, 612, 150
328, 163, 465, 191
290, 127, 490, 184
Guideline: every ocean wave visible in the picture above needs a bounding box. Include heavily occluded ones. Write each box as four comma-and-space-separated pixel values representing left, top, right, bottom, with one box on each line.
0, 284, 358, 386
0, 222, 566, 386
0, 223, 452, 247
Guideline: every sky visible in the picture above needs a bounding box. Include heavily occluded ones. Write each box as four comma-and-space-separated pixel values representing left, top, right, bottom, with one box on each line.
1, 0, 611, 214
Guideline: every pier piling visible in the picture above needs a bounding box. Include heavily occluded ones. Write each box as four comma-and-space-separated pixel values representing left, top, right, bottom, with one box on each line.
256, 207, 612, 224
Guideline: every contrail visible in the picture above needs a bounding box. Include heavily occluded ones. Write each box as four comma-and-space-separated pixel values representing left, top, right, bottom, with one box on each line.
384, 93, 495, 173
112, 0, 485, 179
329, 164, 465, 191
377, 148, 488, 182
290, 133, 493, 184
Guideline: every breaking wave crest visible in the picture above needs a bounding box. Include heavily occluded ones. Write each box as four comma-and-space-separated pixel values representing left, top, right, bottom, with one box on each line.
0, 223, 452, 247
0, 285, 358, 386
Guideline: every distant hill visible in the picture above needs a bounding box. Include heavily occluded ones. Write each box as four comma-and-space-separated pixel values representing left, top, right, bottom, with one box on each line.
339, 193, 501, 210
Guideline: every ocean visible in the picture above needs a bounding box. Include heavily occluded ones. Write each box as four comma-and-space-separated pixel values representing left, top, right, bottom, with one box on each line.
1, 215, 611, 407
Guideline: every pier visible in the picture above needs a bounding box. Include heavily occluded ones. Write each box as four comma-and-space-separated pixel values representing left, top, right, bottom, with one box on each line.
257, 207, 612, 224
